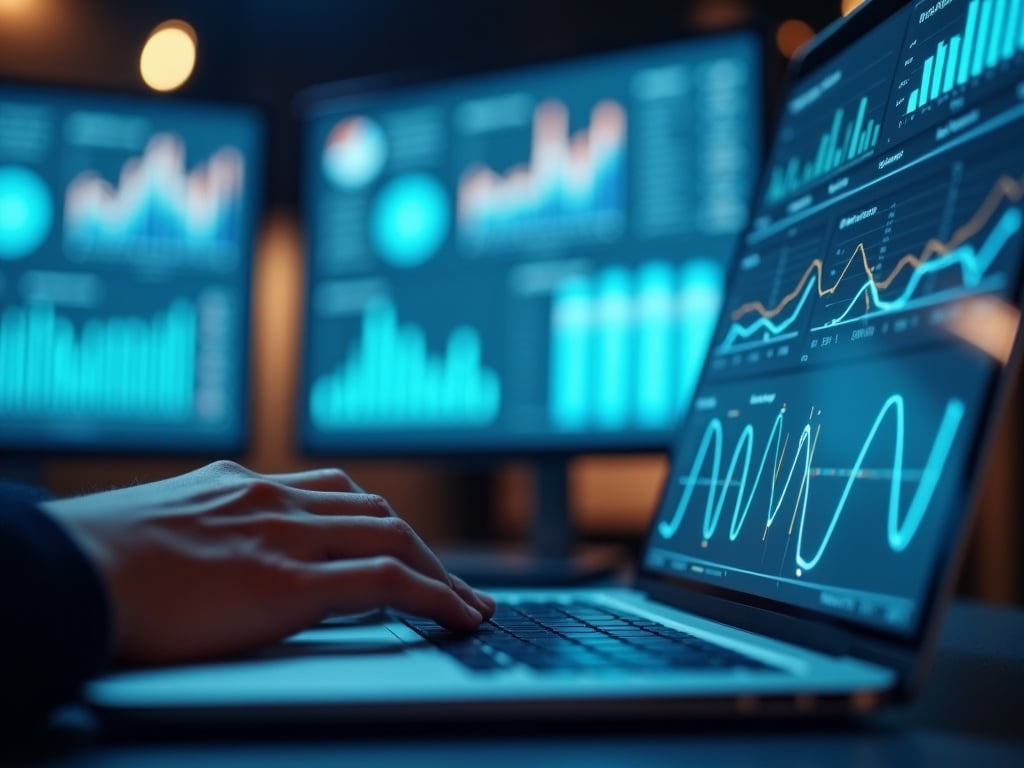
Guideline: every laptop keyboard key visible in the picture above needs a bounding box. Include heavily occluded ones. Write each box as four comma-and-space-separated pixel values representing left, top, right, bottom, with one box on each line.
404, 600, 777, 676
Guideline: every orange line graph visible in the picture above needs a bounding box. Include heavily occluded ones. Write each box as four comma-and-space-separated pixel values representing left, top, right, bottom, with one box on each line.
731, 174, 1024, 323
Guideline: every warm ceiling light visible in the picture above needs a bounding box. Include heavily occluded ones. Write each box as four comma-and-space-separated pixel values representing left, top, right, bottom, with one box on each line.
842, 0, 867, 16
140, 20, 197, 92
0, 0, 32, 13
776, 19, 816, 60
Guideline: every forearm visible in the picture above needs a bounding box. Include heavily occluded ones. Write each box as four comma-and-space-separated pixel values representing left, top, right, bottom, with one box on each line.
0, 483, 111, 722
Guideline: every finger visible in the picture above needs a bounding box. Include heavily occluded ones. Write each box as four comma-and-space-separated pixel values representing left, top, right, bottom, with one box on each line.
451, 574, 496, 619
306, 557, 483, 632
267, 468, 365, 494
288, 490, 397, 519
301, 516, 454, 588
222, 513, 455, 590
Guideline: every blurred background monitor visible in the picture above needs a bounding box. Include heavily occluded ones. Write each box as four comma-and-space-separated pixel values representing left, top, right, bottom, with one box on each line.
0, 84, 263, 454
298, 29, 765, 458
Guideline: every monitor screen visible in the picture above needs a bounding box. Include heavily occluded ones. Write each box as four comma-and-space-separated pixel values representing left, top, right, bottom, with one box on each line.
644, 0, 1024, 637
0, 86, 262, 453
299, 31, 763, 454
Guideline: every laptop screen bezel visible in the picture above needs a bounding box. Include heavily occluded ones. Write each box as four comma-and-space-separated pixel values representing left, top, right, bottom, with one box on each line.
635, 0, 1024, 685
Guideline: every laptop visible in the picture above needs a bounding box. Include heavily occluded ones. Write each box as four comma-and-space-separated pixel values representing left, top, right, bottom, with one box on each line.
87, 0, 1024, 722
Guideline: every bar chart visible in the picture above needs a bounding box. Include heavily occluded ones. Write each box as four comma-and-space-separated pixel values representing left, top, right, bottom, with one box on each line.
766, 96, 882, 205
549, 259, 723, 431
309, 298, 502, 429
0, 300, 197, 418
905, 0, 1024, 116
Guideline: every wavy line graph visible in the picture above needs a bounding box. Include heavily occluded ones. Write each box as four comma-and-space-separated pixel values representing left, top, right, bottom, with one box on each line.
824, 206, 1021, 327
720, 174, 1024, 348
656, 395, 966, 572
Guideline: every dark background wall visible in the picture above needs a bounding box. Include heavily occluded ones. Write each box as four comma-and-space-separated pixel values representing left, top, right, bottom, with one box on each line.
1, 0, 1020, 602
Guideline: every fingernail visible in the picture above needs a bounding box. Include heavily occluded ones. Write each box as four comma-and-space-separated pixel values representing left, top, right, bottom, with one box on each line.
462, 602, 483, 623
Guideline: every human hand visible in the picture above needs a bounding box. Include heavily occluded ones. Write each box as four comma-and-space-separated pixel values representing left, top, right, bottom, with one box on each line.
40, 461, 495, 664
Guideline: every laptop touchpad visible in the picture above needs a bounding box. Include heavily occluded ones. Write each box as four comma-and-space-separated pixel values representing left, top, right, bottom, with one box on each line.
270, 623, 407, 656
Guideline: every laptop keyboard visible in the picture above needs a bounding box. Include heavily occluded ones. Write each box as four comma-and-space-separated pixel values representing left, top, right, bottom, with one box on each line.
404, 601, 775, 674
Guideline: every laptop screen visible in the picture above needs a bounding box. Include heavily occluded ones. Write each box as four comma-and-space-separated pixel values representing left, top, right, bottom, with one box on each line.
644, 0, 1024, 637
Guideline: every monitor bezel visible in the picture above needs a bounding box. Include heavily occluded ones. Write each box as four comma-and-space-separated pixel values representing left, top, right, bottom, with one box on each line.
294, 23, 778, 460
0, 77, 267, 459
635, 0, 1024, 693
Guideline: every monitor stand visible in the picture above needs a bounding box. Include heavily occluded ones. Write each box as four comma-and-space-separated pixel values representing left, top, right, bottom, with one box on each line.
440, 457, 627, 588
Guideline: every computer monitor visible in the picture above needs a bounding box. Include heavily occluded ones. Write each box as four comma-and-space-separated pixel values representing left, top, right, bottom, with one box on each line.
298, 30, 764, 457
0, 84, 263, 454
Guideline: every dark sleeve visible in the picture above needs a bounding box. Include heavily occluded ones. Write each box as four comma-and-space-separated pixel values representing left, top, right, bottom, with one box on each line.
0, 482, 112, 722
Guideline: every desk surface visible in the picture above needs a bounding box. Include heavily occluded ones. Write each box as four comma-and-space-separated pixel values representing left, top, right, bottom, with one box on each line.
23, 600, 1024, 767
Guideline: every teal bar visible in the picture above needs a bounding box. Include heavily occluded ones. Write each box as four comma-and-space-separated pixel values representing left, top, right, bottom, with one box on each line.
677, 261, 722, 411
422, 360, 441, 423
310, 377, 329, 427
162, 310, 177, 415
871, 123, 881, 147
596, 268, 631, 429
973, 0, 993, 77
167, 308, 183, 415
481, 371, 500, 420
1005, 0, 1021, 57
849, 97, 868, 161
908, 88, 920, 113
814, 135, 829, 176
389, 323, 407, 423
944, 35, 962, 92
137, 317, 150, 417
1019, 0, 1024, 48
122, 319, 136, 412
920, 56, 935, 107
446, 330, 468, 420
840, 123, 853, 163
178, 301, 196, 415
102, 317, 116, 413
0, 309, 12, 408
960, 0, 980, 84
53, 321, 73, 411
369, 299, 392, 421
987, 0, 1007, 68
378, 300, 396, 420
81, 321, 98, 411
37, 304, 56, 411
11, 309, 27, 407
931, 42, 948, 100
363, 302, 382, 421
827, 108, 844, 170
10, 309, 26, 409
29, 307, 45, 408
636, 262, 674, 427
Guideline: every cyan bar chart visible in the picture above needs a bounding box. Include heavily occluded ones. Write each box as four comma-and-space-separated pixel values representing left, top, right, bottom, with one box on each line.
549, 259, 723, 431
310, 298, 502, 429
0, 300, 197, 418
766, 97, 882, 205
907, 0, 1024, 115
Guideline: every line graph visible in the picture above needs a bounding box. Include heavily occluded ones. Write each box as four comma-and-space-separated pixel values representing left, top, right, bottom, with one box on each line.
656, 392, 966, 573
719, 173, 1023, 351
63, 133, 246, 270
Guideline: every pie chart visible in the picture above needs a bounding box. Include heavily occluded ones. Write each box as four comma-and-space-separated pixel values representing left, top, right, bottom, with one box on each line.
322, 116, 388, 190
